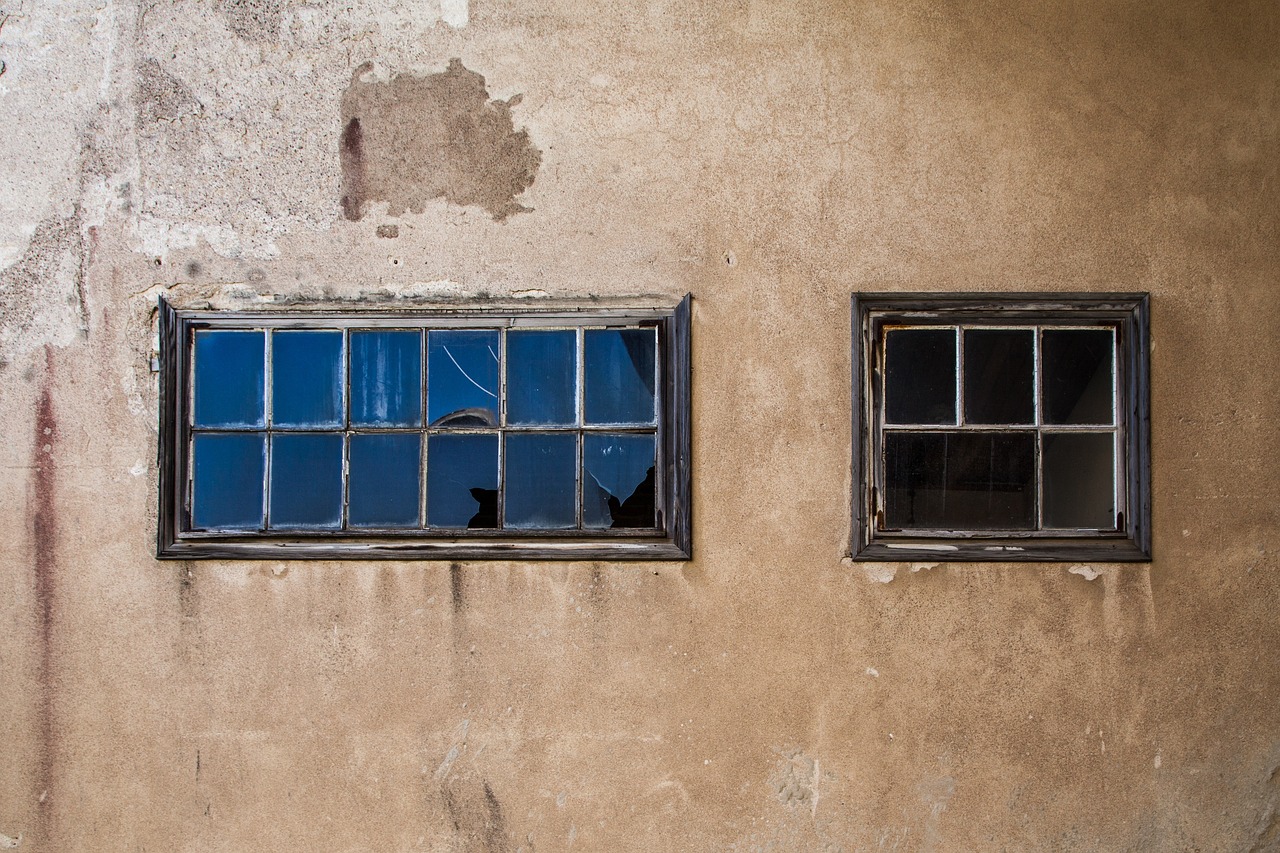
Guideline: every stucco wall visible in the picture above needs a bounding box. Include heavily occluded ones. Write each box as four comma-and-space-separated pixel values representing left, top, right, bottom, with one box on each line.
1, 1, 1278, 850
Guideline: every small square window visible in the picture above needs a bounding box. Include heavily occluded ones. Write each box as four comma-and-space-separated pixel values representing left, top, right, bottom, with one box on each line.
158, 297, 691, 560
852, 293, 1150, 561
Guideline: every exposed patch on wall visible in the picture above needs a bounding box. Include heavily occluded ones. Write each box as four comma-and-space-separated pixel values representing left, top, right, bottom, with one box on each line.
339, 59, 541, 222
0, 213, 87, 363
217, 0, 282, 43
771, 748, 820, 814
136, 58, 203, 124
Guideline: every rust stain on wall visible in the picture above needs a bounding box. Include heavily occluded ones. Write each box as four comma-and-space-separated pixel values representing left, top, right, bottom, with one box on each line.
339, 59, 541, 222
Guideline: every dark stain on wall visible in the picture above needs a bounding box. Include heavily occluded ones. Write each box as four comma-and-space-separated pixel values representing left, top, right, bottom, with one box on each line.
450, 562, 464, 611
31, 345, 59, 844
137, 58, 203, 124
339, 59, 542, 222
440, 775, 510, 852
218, 0, 282, 43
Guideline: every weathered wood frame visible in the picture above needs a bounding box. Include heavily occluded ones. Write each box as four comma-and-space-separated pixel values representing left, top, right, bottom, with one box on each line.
157, 295, 692, 561
851, 292, 1151, 562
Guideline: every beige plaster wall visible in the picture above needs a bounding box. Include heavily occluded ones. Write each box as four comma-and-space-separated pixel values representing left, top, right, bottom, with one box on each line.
1, 1, 1278, 850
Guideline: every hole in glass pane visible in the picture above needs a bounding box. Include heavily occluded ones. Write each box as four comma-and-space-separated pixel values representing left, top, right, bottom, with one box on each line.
193, 330, 265, 428
1042, 329, 1113, 425
192, 433, 265, 530
428, 330, 499, 427
348, 433, 421, 528
504, 433, 577, 529
272, 330, 343, 428
884, 432, 1035, 529
584, 329, 656, 425
963, 329, 1034, 424
583, 433, 656, 529
350, 330, 423, 427
268, 433, 343, 529
426, 434, 498, 529
506, 330, 576, 425
885, 329, 956, 425
1043, 432, 1115, 529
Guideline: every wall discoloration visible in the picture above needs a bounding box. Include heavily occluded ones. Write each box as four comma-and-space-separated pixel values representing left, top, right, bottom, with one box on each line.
339, 60, 542, 222
136, 58, 203, 125
30, 348, 58, 847
0, 213, 86, 362
218, 0, 283, 43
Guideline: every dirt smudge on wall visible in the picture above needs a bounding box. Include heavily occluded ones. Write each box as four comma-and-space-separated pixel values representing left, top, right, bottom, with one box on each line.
31, 346, 59, 844
339, 59, 541, 222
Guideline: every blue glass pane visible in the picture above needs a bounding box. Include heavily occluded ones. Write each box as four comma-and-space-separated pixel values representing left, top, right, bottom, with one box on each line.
350, 331, 422, 427
584, 329, 656, 425
268, 433, 343, 529
348, 433, 421, 528
583, 433, 656, 529
426, 434, 498, 528
504, 433, 577, 529
272, 331, 343, 427
193, 330, 265, 427
428, 330, 499, 426
191, 433, 264, 530
506, 330, 576, 425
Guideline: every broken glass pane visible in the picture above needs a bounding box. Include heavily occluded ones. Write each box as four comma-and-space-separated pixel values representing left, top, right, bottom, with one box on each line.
268, 433, 343, 529
506, 330, 576, 425
350, 330, 423, 427
583, 433, 656, 529
963, 329, 1034, 424
193, 330, 265, 428
504, 433, 577, 529
1042, 329, 1113, 425
584, 329, 656, 425
1042, 432, 1116, 529
884, 431, 1035, 529
428, 330, 499, 427
191, 433, 265, 530
426, 434, 498, 528
348, 433, 421, 528
884, 329, 956, 425
271, 330, 343, 428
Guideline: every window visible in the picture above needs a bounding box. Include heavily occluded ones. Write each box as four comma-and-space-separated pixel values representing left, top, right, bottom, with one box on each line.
157, 297, 691, 560
852, 293, 1150, 561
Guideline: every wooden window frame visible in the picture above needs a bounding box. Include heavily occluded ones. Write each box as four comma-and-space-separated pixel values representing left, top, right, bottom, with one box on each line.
851, 292, 1151, 562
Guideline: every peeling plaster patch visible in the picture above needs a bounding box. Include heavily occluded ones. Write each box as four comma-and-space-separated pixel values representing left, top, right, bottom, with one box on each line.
771, 748, 819, 815
136, 59, 202, 124
910, 562, 939, 573
339, 59, 541, 222
862, 564, 898, 583
218, 0, 283, 43
866, 667, 879, 677
440, 0, 468, 28
0, 832, 21, 849
1069, 564, 1103, 581
129, 460, 147, 477
0, 213, 87, 361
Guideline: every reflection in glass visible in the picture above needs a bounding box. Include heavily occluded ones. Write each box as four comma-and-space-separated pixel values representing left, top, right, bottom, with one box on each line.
268, 433, 343, 528
350, 330, 422, 427
584, 433, 656, 529
192, 433, 265, 529
1042, 329, 1113, 425
1043, 432, 1115, 529
348, 433, 421, 528
428, 330, 499, 426
885, 329, 956, 425
506, 330, 576, 425
963, 329, 1034, 424
193, 330, 265, 428
584, 329, 656, 425
884, 432, 1035, 529
426, 434, 498, 528
272, 330, 343, 427
504, 433, 577, 529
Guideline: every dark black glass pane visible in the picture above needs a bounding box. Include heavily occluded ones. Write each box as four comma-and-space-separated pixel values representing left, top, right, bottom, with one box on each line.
350, 330, 423, 427
884, 329, 956, 425
193, 330, 265, 428
884, 432, 1035, 529
268, 433, 343, 529
428, 330, 499, 426
1043, 432, 1115, 529
348, 433, 421, 528
191, 433, 265, 529
271, 330, 343, 428
1042, 329, 1113, 425
504, 433, 577, 529
584, 433, 656, 529
584, 329, 656, 425
963, 329, 1034, 424
426, 434, 498, 528
507, 330, 576, 425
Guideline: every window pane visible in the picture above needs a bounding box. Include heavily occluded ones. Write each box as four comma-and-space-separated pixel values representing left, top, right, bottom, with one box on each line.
348, 433, 421, 528
506, 330, 576, 425
584, 433, 656, 529
884, 432, 1035, 529
885, 329, 956, 425
504, 433, 577, 529
584, 329, 656, 425
963, 329, 1034, 424
192, 433, 265, 529
1043, 432, 1115, 529
271, 330, 343, 428
350, 330, 423, 427
1042, 329, 1113, 425
428, 330, 499, 426
268, 433, 343, 528
426, 434, 498, 529
193, 330, 265, 428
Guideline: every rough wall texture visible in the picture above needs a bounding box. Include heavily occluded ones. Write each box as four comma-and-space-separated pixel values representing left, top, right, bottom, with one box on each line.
1, 1, 1277, 850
